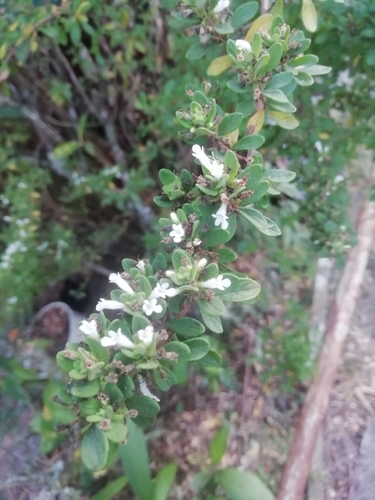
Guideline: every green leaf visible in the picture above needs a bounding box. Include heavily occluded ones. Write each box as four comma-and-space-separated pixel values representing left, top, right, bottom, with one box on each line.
289, 54, 319, 67
153, 366, 177, 391
198, 350, 222, 367
80, 399, 102, 418
167, 317, 205, 339
119, 420, 153, 500
215, 468, 274, 500
84, 337, 109, 364
71, 379, 100, 398
126, 395, 160, 417
132, 315, 151, 334
294, 72, 314, 86
265, 71, 294, 89
184, 338, 210, 361
207, 55, 231, 76
268, 111, 299, 129
271, 0, 283, 17
241, 180, 269, 205
92, 475, 128, 500
104, 383, 124, 404
239, 207, 269, 229
245, 13, 273, 42
204, 228, 230, 246
154, 463, 178, 500
224, 150, 239, 179
220, 277, 261, 302
263, 169, 296, 182
122, 258, 136, 272
262, 88, 289, 103
231, 2, 258, 28
256, 216, 281, 236
118, 374, 135, 398
153, 196, 173, 208
214, 23, 234, 34
108, 319, 131, 337
216, 248, 237, 263
50, 141, 80, 160
106, 422, 128, 443
266, 43, 283, 71
172, 249, 192, 270
164, 341, 191, 362
169, 12, 200, 29
301, 0, 318, 33
81, 424, 109, 471
252, 32, 262, 57
56, 351, 75, 372
303, 64, 331, 76
218, 113, 243, 137
186, 42, 210, 60
253, 53, 270, 77
197, 297, 226, 316
210, 426, 229, 465
232, 135, 265, 151
226, 79, 250, 94
159, 169, 175, 185
200, 310, 223, 333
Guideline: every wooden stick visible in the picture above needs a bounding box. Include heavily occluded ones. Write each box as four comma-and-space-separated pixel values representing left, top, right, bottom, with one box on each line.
276, 199, 375, 500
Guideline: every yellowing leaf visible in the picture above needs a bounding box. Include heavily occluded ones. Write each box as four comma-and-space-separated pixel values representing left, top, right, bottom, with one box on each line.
247, 110, 265, 134
301, 0, 318, 33
226, 128, 239, 147
207, 55, 231, 76
319, 132, 330, 140
271, 0, 283, 18
245, 14, 273, 42
268, 111, 299, 130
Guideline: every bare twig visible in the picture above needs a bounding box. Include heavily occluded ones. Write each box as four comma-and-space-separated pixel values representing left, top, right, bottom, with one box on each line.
276, 198, 375, 500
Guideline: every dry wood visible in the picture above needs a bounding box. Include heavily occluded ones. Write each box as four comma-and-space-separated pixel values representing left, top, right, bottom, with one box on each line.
276, 199, 375, 500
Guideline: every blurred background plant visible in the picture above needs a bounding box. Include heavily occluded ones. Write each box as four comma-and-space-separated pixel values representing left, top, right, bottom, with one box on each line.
0, 0, 374, 498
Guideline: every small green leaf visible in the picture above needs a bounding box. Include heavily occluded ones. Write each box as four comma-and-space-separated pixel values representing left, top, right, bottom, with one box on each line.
226, 79, 250, 94
56, 351, 75, 372
106, 422, 128, 443
241, 180, 269, 205
204, 228, 230, 247
184, 338, 210, 361
303, 64, 331, 76
50, 141, 80, 160
266, 42, 283, 71
84, 337, 109, 365
154, 463, 178, 500
263, 169, 296, 182
159, 169, 175, 185
252, 32, 262, 57
219, 278, 261, 302
216, 248, 237, 263
153, 366, 177, 391
239, 207, 269, 229
265, 72, 294, 89
253, 53, 270, 77
164, 341, 191, 362
262, 88, 289, 103
126, 395, 160, 417
200, 310, 223, 333
167, 317, 205, 338
218, 113, 243, 137
71, 379, 100, 398
288, 54, 319, 67
198, 350, 222, 367
81, 424, 109, 471
256, 216, 281, 236
233, 135, 265, 151
132, 315, 152, 334
294, 72, 314, 86
172, 249, 192, 270
231, 2, 258, 28
216, 467, 274, 500
197, 297, 226, 316
210, 426, 229, 465
214, 23, 234, 34
92, 475, 128, 500
80, 399, 102, 417
186, 42, 210, 60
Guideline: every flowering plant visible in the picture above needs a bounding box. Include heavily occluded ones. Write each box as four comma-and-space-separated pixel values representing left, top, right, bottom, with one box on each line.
56, 0, 330, 471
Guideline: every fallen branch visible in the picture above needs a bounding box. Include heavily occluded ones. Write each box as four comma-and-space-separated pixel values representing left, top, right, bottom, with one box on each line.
276, 198, 375, 500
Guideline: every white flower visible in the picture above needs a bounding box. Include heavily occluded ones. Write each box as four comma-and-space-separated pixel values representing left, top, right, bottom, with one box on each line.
79, 319, 99, 338
149, 282, 179, 300
96, 298, 125, 312
140, 380, 160, 402
136, 260, 146, 272
213, 0, 230, 14
202, 275, 231, 290
212, 203, 229, 230
235, 39, 252, 53
101, 328, 135, 349
137, 325, 154, 345
193, 238, 202, 246
334, 174, 344, 184
165, 270, 175, 277
142, 298, 163, 316
7, 296, 18, 305
208, 160, 224, 180
109, 273, 134, 294
169, 224, 185, 243
192, 145, 224, 180
192, 145, 212, 170
198, 258, 208, 270
170, 212, 180, 224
